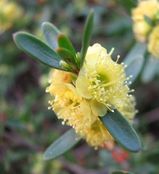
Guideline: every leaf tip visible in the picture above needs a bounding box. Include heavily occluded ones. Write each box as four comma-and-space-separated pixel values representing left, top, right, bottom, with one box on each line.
13, 31, 23, 47
41, 21, 60, 34
13, 31, 28, 49
41, 21, 52, 30
90, 9, 95, 15
13, 31, 21, 41
41, 21, 48, 27
43, 152, 50, 161
88, 9, 95, 21
13, 31, 28, 40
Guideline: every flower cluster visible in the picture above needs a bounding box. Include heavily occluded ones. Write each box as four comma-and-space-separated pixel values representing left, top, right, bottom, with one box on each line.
132, 0, 159, 58
0, 0, 23, 33
47, 43, 136, 148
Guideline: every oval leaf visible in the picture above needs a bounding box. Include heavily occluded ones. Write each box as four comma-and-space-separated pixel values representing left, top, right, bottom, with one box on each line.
80, 10, 94, 67
124, 43, 146, 83
58, 34, 76, 58
42, 22, 60, 49
124, 43, 146, 65
141, 55, 159, 83
56, 47, 76, 64
125, 56, 144, 83
44, 129, 80, 160
100, 111, 142, 152
13, 32, 62, 69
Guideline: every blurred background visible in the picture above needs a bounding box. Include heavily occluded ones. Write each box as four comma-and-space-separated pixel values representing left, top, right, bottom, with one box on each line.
0, 0, 159, 174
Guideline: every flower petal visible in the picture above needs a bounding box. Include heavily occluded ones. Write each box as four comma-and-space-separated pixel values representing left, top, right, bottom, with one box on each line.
90, 100, 107, 116
76, 71, 92, 99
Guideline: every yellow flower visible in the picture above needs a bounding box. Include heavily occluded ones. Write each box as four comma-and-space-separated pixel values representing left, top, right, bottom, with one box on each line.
0, 0, 23, 33
132, 21, 151, 42
132, 0, 159, 42
76, 43, 136, 119
148, 25, 159, 58
81, 120, 112, 148
47, 44, 136, 147
48, 69, 73, 84
47, 69, 112, 147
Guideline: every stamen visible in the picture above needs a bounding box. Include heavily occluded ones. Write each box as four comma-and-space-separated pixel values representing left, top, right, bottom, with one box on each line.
116, 55, 120, 63
109, 48, 115, 56
45, 88, 49, 92
48, 106, 51, 110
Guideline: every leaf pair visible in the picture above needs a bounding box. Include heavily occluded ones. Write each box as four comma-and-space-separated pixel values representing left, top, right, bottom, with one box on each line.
44, 111, 142, 160
42, 22, 78, 71
14, 24, 76, 72
14, 11, 94, 72
14, 32, 63, 70
56, 34, 77, 70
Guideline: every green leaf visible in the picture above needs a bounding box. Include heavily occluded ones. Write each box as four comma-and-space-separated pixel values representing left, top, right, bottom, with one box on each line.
125, 57, 144, 83
124, 43, 146, 83
112, 171, 133, 174
44, 129, 80, 160
141, 55, 159, 83
42, 22, 61, 49
100, 111, 142, 152
58, 34, 76, 59
124, 43, 146, 65
13, 32, 62, 69
56, 47, 76, 64
80, 10, 94, 67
